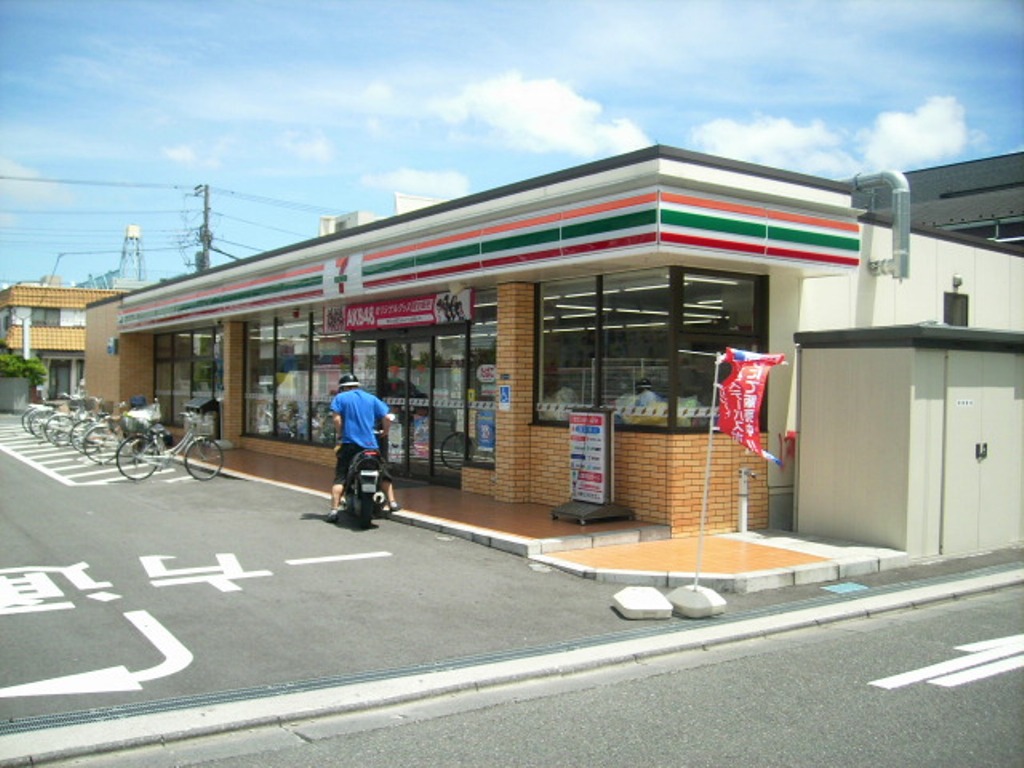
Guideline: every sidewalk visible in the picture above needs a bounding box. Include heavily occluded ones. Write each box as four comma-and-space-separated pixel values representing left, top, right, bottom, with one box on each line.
219, 447, 910, 594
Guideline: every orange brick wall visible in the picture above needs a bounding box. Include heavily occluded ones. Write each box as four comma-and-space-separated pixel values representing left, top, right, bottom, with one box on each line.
118, 333, 154, 405
239, 436, 334, 467
221, 321, 245, 443
516, 424, 768, 536
83, 299, 122, 408
494, 283, 535, 502
461, 465, 494, 496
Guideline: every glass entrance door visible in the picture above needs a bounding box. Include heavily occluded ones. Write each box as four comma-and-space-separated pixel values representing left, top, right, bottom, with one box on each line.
382, 333, 466, 483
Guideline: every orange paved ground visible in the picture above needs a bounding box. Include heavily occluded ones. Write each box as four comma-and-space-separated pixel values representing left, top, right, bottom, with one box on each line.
221, 448, 828, 573
542, 536, 828, 573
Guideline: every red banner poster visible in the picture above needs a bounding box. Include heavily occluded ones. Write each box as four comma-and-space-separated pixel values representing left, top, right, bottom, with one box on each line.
717, 347, 786, 465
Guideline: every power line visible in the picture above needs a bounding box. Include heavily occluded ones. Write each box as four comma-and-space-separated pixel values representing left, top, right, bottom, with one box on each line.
1, 175, 339, 215
210, 186, 338, 214
0, 209, 184, 215
0, 175, 188, 191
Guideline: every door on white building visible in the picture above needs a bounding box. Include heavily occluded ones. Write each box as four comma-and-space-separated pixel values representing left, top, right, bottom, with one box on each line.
941, 351, 1024, 553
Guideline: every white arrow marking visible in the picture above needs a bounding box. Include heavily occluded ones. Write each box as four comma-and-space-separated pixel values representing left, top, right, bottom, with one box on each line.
870, 634, 1024, 690
0, 610, 192, 697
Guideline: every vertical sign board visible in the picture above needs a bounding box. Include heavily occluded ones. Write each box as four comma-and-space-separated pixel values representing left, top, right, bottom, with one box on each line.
569, 409, 613, 505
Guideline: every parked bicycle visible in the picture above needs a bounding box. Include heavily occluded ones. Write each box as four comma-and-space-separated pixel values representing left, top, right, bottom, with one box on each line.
42, 395, 100, 447
79, 403, 131, 464
115, 408, 224, 481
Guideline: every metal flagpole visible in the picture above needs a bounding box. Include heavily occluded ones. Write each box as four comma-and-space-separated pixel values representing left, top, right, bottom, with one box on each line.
693, 352, 723, 588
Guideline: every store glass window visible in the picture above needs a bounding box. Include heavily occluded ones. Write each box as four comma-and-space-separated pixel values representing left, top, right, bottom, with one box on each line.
152, 327, 219, 426
468, 289, 497, 465
353, 340, 378, 393
245, 319, 275, 435
312, 313, 348, 446
602, 269, 670, 426
537, 277, 597, 421
275, 314, 311, 440
678, 272, 764, 428
537, 267, 764, 431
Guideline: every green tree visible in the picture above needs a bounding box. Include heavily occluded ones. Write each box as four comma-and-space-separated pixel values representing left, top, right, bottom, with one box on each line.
0, 354, 48, 386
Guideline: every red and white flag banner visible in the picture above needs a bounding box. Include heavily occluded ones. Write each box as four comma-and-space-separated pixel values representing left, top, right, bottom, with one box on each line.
717, 347, 786, 465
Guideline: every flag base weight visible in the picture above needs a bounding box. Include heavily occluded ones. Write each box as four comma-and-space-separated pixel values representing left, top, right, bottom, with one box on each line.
667, 584, 727, 618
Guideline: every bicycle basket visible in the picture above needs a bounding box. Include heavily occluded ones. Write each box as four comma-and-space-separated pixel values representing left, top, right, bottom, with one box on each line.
182, 410, 215, 436
123, 403, 161, 434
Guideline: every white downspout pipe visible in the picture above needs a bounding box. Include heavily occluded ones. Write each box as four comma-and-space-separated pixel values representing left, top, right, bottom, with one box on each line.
851, 170, 911, 279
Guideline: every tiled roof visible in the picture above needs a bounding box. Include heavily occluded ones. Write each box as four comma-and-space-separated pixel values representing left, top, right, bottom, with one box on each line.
4, 325, 86, 353
0, 285, 122, 310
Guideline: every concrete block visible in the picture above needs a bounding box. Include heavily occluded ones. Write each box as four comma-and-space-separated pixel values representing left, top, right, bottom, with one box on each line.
612, 587, 673, 620
489, 536, 532, 557
533, 557, 595, 580
639, 526, 672, 542
838, 558, 880, 579
597, 569, 668, 587
666, 572, 732, 592
876, 551, 911, 571
792, 562, 840, 586
733, 568, 794, 595
588, 530, 641, 548
667, 584, 727, 618
539, 536, 594, 554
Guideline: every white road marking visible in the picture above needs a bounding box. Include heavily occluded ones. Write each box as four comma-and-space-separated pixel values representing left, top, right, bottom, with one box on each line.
870, 634, 1024, 690
0, 610, 192, 697
286, 552, 393, 565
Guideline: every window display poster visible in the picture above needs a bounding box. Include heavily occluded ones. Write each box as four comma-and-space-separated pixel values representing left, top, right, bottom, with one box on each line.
569, 410, 611, 504
476, 409, 495, 452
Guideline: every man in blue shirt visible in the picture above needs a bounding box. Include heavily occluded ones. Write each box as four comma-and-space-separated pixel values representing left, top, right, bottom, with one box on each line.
327, 373, 399, 521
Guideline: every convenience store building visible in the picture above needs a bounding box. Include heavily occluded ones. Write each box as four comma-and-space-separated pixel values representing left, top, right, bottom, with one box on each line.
88, 145, 1023, 552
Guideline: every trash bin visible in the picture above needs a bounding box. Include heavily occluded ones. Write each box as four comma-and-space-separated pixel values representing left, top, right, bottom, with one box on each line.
184, 397, 219, 439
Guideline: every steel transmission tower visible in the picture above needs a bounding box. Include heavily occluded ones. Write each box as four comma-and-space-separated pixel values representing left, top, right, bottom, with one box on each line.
120, 224, 146, 280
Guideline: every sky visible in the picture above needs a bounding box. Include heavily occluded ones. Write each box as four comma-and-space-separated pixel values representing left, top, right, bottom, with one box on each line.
1, 0, 1021, 287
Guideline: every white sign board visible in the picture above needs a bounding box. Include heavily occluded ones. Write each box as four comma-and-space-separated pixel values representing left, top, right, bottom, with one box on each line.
569, 410, 612, 504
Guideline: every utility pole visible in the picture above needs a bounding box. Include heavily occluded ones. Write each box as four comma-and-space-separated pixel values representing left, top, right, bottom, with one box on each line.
195, 184, 212, 272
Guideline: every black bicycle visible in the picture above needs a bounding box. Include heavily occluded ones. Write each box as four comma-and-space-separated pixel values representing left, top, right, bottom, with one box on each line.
439, 431, 473, 470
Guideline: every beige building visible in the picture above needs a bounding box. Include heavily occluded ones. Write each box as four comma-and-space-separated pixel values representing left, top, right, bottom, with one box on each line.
1, 282, 122, 399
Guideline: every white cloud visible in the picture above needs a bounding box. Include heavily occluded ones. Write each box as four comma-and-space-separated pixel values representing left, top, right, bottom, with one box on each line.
361, 168, 470, 201
0, 157, 75, 205
160, 140, 229, 169
689, 96, 978, 177
690, 114, 858, 177
279, 130, 335, 164
858, 96, 971, 169
433, 71, 650, 157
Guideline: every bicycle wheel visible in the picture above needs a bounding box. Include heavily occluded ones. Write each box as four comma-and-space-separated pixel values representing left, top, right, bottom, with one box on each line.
440, 431, 470, 469
69, 418, 95, 453
44, 413, 74, 446
20, 406, 41, 433
26, 408, 51, 438
184, 437, 223, 480
82, 423, 120, 464
116, 435, 160, 481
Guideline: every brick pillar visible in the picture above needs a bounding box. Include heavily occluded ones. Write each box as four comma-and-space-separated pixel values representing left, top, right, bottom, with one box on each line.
220, 321, 245, 444
118, 332, 153, 404
494, 282, 535, 502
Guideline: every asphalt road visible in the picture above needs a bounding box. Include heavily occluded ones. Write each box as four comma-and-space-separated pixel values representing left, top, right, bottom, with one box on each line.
0, 421, 651, 721
45, 587, 1024, 767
